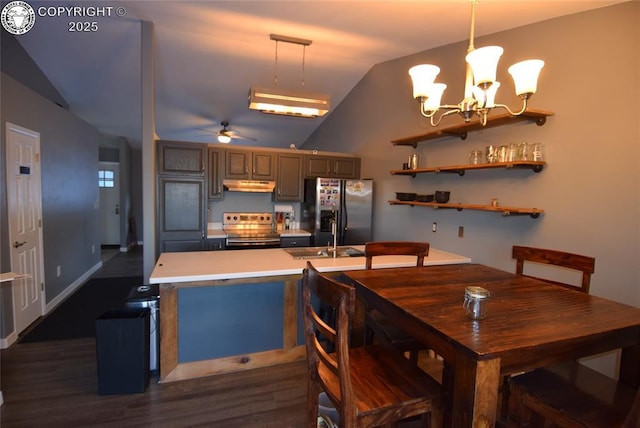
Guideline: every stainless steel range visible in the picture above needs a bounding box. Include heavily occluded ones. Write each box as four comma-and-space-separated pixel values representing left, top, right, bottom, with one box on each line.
222, 212, 280, 249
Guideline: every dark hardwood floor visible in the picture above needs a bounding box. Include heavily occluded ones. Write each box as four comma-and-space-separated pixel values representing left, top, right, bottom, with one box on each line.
1, 338, 308, 427
1, 248, 308, 427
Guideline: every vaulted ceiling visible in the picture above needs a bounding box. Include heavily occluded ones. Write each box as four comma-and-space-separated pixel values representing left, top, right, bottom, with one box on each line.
15, 0, 624, 149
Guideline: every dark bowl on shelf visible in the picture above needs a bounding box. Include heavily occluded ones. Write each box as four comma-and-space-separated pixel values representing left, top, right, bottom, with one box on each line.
435, 191, 451, 203
416, 194, 434, 202
396, 192, 417, 201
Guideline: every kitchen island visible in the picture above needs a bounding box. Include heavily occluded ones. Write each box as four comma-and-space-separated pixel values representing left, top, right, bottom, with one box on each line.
150, 246, 470, 382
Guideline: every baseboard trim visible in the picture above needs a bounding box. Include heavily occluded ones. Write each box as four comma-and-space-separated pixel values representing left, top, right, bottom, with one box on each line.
0, 331, 17, 349
44, 261, 103, 313
0, 261, 103, 349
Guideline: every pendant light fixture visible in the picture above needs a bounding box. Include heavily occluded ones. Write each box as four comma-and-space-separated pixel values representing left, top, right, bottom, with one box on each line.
409, 0, 544, 127
248, 34, 330, 118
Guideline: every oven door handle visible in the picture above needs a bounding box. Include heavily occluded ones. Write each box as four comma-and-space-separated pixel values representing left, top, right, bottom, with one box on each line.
226, 238, 281, 246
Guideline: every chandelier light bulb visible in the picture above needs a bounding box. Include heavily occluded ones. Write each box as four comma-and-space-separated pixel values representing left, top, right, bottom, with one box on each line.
484, 81, 500, 108
409, 64, 441, 99
508, 59, 545, 97
465, 46, 504, 88
424, 83, 447, 112
217, 134, 231, 143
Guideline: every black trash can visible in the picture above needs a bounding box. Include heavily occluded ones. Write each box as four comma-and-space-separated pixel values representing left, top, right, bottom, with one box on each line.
95, 308, 150, 395
126, 285, 160, 371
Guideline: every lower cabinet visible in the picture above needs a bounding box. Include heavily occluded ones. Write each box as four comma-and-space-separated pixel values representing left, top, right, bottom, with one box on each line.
280, 236, 311, 248
207, 238, 226, 251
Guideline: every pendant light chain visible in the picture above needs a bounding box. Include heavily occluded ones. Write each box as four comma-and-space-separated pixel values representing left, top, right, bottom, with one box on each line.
301, 44, 306, 88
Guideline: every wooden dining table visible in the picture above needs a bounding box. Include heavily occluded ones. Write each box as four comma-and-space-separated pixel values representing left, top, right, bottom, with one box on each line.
343, 263, 640, 428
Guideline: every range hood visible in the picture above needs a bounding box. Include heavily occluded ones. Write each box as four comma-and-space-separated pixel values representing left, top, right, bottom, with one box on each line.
223, 179, 276, 193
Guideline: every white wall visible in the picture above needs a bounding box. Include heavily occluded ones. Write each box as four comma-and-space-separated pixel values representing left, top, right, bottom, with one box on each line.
303, 2, 640, 375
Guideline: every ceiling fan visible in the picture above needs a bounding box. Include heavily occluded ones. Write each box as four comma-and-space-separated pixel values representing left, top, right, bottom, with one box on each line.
214, 120, 256, 143
195, 120, 256, 143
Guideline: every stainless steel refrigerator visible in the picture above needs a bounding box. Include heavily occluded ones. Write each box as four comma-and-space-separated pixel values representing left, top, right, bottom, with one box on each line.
301, 178, 373, 247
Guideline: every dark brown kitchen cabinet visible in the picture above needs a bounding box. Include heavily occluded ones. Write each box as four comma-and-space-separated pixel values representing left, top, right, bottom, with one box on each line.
208, 147, 224, 199
207, 238, 225, 251
280, 236, 310, 247
225, 150, 275, 180
157, 176, 206, 253
274, 153, 303, 201
305, 155, 360, 179
158, 141, 206, 176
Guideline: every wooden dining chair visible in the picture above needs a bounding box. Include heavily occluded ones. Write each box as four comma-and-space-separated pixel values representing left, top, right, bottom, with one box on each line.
302, 261, 443, 428
506, 246, 606, 427
507, 361, 640, 427
363, 241, 429, 364
512, 245, 595, 293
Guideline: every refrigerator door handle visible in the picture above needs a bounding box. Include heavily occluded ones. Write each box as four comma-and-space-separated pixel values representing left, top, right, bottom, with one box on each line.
340, 181, 348, 244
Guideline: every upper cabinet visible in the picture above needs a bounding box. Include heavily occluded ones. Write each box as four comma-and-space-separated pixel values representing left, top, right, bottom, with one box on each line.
305, 155, 361, 179
208, 147, 224, 199
158, 141, 206, 176
225, 149, 275, 180
275, 153, 303, 202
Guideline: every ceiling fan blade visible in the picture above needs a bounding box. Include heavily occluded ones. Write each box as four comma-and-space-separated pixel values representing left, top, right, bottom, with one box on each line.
195, 126, 217, 135
229, 133, 257, 141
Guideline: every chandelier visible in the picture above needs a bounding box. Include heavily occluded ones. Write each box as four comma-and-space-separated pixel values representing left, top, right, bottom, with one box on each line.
409, 0, 544, 127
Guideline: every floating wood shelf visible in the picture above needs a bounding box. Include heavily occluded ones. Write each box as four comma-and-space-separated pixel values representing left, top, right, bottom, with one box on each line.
388, 199, 544, 218
390, 161, 546, 177
390, 108, 554, 147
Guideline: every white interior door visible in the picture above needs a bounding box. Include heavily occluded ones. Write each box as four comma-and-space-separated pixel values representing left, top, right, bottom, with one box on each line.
99, 162, 120, 246
6, 123, 45, 334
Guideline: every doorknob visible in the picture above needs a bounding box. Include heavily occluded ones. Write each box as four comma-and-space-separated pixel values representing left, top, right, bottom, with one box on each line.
13, 241, 26, 248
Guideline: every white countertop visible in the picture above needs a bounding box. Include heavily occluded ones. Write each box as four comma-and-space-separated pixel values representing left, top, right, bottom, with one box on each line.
149, 246, 471, 284
0, 272, 30, 283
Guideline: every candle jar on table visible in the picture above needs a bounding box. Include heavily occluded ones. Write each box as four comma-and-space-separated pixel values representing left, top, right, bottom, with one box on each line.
463, 286, 490, 320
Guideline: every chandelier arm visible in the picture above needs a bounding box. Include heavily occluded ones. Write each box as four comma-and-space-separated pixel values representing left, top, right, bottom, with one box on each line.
419, 103, 463, 119
431, 108, 463, 127
419, 104, 438, 119
493, 97, 529, 117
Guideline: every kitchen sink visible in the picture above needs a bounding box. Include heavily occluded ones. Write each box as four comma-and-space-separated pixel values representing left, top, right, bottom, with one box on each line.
284, 246, 365, 260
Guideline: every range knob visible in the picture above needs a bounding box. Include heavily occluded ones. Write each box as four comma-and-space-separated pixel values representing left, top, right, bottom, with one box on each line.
233, 215, 238, 221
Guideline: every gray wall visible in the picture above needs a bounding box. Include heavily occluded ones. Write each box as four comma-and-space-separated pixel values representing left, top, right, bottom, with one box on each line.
1, 73, 102, 337
303, 2, 640, 371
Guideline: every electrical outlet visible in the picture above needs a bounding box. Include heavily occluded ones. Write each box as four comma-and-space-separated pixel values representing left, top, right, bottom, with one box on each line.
56, 265, 61, 277
92, 245, 95, 254
432, 222, 437, 232
458, 226, 464, 238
